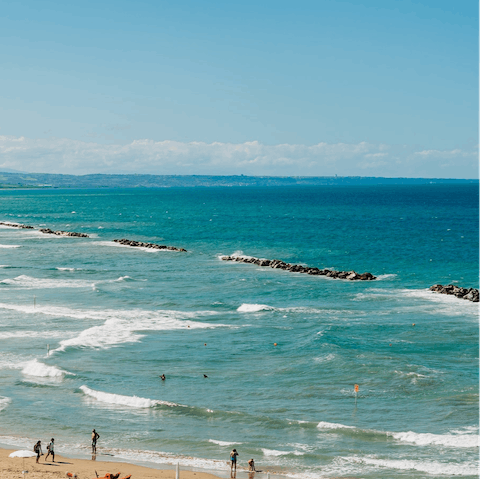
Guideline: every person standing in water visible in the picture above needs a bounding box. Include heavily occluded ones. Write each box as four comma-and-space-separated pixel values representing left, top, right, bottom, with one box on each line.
45, 438, 55, 462
230, 449, 239, 474
91, 429, 100, 454
248, 458, 255, 471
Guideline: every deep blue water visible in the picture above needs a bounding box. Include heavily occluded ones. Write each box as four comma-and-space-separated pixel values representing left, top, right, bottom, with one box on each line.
0, 185, 478, 478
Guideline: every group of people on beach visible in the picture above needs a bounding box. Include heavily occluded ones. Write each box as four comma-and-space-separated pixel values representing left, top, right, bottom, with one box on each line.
33, 429, 100, 463
33, 438, 55, 463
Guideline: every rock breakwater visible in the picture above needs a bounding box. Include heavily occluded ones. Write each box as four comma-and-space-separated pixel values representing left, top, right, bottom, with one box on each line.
39, 228, 89, 238
221, 255, 376, 280
113, 239, 187, 252
429, 284, 479, 302
0, 222, 34, 229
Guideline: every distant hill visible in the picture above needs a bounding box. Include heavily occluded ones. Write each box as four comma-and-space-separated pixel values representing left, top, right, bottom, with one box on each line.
0, 172, 477, 189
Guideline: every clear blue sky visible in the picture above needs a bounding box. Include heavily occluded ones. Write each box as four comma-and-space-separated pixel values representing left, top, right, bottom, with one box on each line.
0, 0, 478, 177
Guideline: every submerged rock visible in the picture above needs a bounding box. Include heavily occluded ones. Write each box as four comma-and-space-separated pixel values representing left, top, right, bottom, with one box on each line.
221, 254, 376, 281
429, 284, 479, 302
113, 238, 186, 252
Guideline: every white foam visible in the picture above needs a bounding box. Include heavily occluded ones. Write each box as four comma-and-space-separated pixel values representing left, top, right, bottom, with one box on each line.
313, 354, 335, 363
107, 447, 230, 472
376, 274, 398, 280
114, 275, 136, 282
315, 421, 479, 449
262, 448, 304, 456
237, 303, 273, 313
94, 241, 176, 253
352, 455, 478, 476
56, 267, 77, 271
21, 359, 74, 378
80, 385, 181, 408
0, 352, 33, 371
0, 330, 67, 339
50, 308, 221, 353
390, 430, 479, 448
0, 265, 10, 268
0, 396, 11, 411
317, 421, 356, 430
0, 244, 20, 248
208, 439, 242, 446
0, 275, 94, 289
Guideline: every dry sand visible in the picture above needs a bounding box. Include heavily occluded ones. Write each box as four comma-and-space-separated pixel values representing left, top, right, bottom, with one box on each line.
0, 448, 229, 479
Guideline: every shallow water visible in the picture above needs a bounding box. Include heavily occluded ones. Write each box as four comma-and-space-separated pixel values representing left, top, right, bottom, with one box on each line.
0, 185, 478, 478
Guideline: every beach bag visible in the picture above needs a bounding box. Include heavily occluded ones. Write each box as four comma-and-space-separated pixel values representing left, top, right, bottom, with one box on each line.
47, 444, 51, 451
33, 444, 38, 453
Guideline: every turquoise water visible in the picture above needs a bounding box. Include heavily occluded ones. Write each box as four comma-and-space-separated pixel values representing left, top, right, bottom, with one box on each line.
0, 185, 478, 478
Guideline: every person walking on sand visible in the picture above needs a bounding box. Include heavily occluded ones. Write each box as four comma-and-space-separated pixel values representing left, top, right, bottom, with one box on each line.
45, 438, 55, 462
33, 440, 42, 463
92, 429, 100, 454
230, 448, 239, 473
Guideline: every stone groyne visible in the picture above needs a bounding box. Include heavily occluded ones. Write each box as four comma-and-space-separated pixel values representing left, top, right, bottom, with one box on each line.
39, 228, 89, 238
429, 284, 479, 302
113, 239, 187, 252
221, 255, 376, 280
0, 222, 34, 229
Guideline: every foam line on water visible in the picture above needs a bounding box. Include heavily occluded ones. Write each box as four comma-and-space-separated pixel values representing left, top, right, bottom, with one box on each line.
262, 448, 304, 456
0, 396, 11, 411
0, 245, 20, 248
389, 430, 479, 448
93, 241, 177, 253
51, 309, 223, 353
350, 455, 479, 476
0, 330, 68, 340
317, 421, 356, 430
80, 385, 183, 408
107, 447, 234, 472
237, 304, 273, 312
316, 421, 479, 448
208, 439, 242, 446
237, 303, 357, 315
0, 275, 94, 289
21, 359, 75, 379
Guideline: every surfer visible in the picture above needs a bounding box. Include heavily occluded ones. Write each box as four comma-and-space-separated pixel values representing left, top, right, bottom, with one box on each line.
92, 429, 100, 454
230, 449, 239, 473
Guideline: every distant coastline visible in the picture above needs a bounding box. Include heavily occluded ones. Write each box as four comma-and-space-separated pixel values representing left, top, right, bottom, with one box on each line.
0, 172, 477, 189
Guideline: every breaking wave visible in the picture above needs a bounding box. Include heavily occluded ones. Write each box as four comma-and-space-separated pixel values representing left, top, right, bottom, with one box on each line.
316, 421, 478, 448
80, 385, 182, 408
0, 396, 11, 412
21, 359, 75, 379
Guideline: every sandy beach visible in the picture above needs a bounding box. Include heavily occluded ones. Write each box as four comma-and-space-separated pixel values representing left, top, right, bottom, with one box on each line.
0, 447, 227, 479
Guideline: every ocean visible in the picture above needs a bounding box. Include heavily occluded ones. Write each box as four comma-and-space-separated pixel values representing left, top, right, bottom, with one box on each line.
0, 184, 478, 478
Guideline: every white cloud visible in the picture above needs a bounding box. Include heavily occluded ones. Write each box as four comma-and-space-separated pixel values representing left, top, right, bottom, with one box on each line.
0, 135, 477, 178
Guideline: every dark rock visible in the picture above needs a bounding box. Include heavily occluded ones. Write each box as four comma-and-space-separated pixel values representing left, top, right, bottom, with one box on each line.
221, 254, 376, 281
0, 222, 34, 229
430, 283, 479, 303
39, 228, 88, 237
113, 239, 186, 252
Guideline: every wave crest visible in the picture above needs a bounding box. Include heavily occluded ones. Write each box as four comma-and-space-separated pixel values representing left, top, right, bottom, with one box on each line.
21, 359, 74, 378
80, 385, 181, 408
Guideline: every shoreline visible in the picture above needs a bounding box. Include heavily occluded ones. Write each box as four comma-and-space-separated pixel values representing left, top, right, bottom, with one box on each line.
0, 445, 248, 479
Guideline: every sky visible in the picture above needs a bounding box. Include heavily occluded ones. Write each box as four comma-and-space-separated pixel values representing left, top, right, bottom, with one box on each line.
0, 0, 478, 178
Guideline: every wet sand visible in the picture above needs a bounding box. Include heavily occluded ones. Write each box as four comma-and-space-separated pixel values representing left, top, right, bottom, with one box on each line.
0, 447, 229, 479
